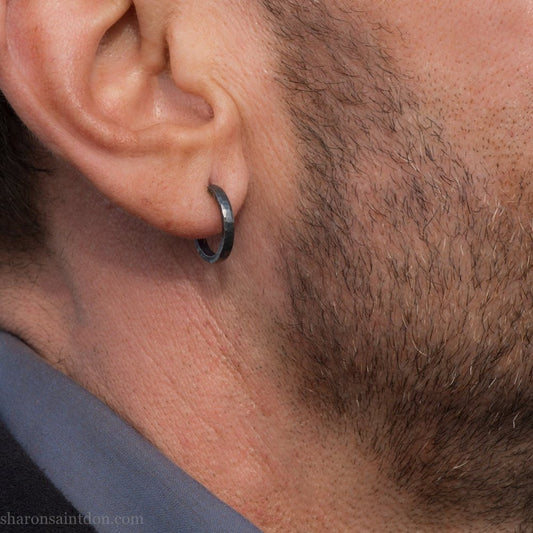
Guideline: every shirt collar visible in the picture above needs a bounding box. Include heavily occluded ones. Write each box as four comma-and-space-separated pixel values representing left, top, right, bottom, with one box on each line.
0, 332, 261, 533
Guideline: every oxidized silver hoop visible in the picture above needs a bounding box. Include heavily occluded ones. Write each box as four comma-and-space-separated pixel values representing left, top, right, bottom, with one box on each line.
195, 185, 234, 263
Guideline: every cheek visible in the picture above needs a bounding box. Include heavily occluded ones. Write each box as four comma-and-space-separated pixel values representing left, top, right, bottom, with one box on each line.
362, 0, 533, 198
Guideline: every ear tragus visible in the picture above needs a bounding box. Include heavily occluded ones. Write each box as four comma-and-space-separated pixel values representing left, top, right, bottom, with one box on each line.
93, 3, 213, 131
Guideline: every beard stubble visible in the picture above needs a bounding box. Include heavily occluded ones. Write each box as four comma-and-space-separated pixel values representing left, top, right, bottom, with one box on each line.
262, 0, 533, 525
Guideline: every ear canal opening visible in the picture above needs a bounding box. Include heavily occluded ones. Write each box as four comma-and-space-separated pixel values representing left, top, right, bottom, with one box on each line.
92, 2, 213, 129
97, 4, 140, 59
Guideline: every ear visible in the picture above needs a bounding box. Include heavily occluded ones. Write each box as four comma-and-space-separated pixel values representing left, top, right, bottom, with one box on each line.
0, 0, 248, 238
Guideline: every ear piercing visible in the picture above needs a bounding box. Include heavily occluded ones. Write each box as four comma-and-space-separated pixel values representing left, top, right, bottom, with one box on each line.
195, 185, 234, 263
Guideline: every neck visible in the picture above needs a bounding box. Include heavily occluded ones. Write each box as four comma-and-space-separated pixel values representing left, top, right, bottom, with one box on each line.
0, 175, 514, 533
0, 258, 398, 532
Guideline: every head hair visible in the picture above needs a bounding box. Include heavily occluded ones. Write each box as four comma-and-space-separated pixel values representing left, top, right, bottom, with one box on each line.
0, 91, 44, 255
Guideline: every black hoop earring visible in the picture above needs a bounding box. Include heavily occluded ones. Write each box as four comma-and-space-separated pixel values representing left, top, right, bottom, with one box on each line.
195, 185, 235, 264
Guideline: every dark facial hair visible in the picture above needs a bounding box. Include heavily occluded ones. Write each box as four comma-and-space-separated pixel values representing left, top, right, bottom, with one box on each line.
262, 0, 533, 526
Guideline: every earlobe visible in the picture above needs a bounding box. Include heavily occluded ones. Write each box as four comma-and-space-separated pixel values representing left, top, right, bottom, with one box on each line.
0, 0, 248, 239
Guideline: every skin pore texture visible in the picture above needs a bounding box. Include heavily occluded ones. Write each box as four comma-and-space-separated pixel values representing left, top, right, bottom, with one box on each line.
264, 0, 533, 526
0, 0, 531, 531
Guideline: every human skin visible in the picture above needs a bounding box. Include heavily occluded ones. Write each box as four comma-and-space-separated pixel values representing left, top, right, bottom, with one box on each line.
265, 0, 532, 526
357, 0, 533, 194
0, 0, 531, 531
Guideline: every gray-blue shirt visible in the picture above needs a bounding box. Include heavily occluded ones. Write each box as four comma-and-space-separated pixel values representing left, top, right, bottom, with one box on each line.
0, 331, 261, 532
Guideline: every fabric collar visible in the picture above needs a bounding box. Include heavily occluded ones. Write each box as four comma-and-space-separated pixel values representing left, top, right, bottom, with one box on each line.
0, 332, 261, 533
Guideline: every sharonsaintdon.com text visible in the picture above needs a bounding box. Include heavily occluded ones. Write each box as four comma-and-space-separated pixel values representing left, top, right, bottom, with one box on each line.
0, 512, 144, 527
